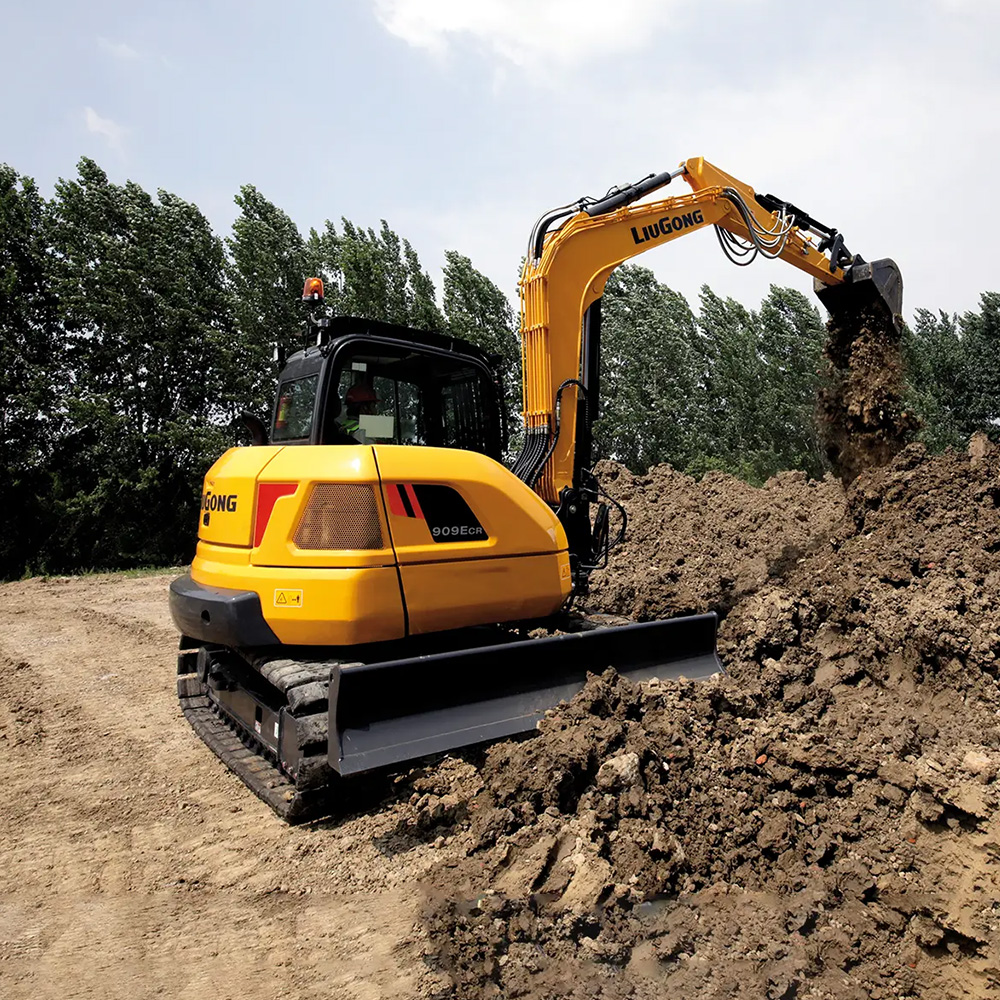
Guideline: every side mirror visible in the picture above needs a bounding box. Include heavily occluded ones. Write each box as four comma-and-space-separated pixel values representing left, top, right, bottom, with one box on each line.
240, 411, 269, 446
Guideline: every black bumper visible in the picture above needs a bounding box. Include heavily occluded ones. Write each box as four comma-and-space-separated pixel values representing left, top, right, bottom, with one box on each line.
169, 572, 280, 647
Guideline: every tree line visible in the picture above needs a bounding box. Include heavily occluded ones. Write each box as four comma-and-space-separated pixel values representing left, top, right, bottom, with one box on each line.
1, 157, 996, 579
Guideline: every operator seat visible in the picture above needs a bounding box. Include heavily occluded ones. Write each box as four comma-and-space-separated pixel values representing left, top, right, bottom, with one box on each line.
321, 393, 360, 445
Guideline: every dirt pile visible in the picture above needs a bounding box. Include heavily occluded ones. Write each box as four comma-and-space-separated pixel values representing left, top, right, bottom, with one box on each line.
411, 442, 1000, 999
818, 304, 920, 484
586, 462, 846, 620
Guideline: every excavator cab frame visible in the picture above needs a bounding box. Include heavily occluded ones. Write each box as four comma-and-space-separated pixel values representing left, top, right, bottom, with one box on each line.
263, 316, 506, 458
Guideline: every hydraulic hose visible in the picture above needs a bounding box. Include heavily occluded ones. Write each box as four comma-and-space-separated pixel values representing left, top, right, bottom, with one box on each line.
527, 379, 588, 489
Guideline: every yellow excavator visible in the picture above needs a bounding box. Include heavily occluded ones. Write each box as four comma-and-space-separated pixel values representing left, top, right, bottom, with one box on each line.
170, 157, 902, 820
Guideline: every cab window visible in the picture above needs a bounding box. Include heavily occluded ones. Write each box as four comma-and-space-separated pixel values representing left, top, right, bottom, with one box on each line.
442, 376, 489, 452
273, 375, 318, 441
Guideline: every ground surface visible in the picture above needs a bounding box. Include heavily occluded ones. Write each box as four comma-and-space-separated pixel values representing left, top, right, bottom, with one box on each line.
3, 439, 1000, 999
0, 572, 452, 1000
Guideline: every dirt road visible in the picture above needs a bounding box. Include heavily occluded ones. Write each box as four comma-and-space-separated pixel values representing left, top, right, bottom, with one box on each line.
0, 572, 451, 1000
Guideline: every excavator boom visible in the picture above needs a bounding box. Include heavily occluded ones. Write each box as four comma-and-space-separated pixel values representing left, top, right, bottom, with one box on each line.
517, 156, 902, 504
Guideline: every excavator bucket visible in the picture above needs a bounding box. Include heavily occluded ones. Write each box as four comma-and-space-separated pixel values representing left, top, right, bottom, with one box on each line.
813, 258, 903, 330
328, 613, 722, 775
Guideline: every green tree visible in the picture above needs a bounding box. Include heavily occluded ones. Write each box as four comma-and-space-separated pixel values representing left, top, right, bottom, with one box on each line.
595, 264, 699, 472
228, 184, 320, 411
903, 308, 965, 451
319, 218, 444, 330
688, 286, 770, 481
442, 250, 520, 447
957, 292, 1000, 435
40, 158, 235, 572
685, 285, 829, 483
756, 285, 827, 477
0, 165, 60, 577
904, 295, 1000, 451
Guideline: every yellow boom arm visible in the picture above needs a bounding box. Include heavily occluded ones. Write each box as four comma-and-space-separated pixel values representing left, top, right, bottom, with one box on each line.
518, 156, 868, 504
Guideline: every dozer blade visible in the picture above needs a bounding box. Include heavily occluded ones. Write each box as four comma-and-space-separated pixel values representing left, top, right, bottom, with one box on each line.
814, 257, 903, 329
328, 613, 722, 776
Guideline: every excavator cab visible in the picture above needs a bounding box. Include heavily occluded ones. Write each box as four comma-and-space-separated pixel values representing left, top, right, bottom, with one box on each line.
268, 316, 505, 458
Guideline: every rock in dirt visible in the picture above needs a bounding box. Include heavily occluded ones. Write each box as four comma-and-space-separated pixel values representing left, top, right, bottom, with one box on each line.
968, 430, 996, 469
596, 752, 641, 791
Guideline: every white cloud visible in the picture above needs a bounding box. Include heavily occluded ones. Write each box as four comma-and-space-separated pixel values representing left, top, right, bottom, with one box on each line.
84, 107, 126, 153
372, 0, 688, 69
382, 37, 1000, 324
98, 37, 140, 60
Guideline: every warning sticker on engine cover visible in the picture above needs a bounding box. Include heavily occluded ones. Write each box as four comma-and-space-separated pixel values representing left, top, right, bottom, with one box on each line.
273, 589, 303, 608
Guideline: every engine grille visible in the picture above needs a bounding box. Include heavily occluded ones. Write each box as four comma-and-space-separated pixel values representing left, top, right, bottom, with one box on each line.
293, 484, 384, 550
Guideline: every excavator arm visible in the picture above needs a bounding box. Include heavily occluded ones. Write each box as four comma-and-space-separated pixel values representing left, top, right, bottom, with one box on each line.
515, 156, 902, 510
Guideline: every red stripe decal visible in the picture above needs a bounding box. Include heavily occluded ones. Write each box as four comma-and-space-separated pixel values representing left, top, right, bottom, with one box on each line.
386, 484, 407, 517
254, 483, 297, 546
404, 483, 425, 519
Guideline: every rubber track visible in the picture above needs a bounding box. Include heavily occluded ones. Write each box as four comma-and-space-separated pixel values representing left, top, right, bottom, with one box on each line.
177, 648, 343, 823
178, 691, 327, 822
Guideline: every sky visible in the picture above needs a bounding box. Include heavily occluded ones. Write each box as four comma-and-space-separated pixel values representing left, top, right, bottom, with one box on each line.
2, 0, 998, 323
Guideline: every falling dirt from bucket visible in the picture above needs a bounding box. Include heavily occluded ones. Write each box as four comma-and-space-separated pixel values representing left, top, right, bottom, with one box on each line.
818, 303, 919, 484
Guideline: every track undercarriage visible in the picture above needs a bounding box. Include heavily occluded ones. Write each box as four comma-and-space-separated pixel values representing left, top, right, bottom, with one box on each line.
177, 644, 344, 820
